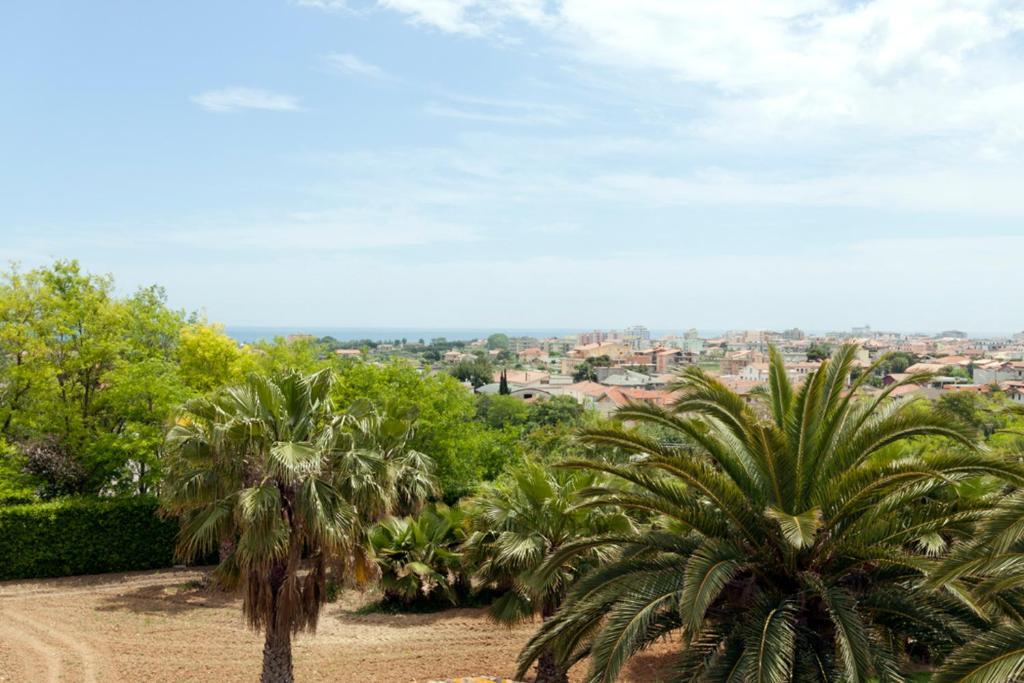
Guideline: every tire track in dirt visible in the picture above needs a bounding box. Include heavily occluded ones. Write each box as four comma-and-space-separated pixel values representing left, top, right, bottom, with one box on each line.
3, 607, 104, 682
0, 607, 61, 683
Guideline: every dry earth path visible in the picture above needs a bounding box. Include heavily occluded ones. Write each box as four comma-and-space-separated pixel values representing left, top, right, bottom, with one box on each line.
0, 568, 675, 682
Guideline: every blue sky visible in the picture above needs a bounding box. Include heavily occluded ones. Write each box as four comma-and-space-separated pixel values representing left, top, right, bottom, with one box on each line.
2, 1, 1023, 332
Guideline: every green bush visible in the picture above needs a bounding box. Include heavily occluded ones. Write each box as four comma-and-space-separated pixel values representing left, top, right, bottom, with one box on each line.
0, 496, 179, 580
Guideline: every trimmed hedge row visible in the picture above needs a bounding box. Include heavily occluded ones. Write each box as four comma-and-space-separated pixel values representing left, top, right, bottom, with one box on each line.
0, 496, 179, 580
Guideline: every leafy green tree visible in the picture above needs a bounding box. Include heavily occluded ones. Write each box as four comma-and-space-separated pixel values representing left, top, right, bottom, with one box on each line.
878, 351, 918, 375
487, 333, 510, 350
528, 396, 584, 428
177, 322, 242, 391
517, 346, 1016, 682
333, 362, 492, 498
939, 365, 973, 381
0, 260, 197, 495
476, 394, 530, 430
936, 392, 1005, 439
572, 355, 611, 382
163, 369, 437, 683
238, 336, 331, 376
465, 461, 633, 683
805, 341, 833, 361
450, 356, 494, 389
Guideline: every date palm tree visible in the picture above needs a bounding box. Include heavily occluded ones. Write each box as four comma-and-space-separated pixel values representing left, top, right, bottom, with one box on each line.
517, 345, 1022, 682
162, 369, 436, 683
927, 412, 1024, 682
464, 460, 633, 683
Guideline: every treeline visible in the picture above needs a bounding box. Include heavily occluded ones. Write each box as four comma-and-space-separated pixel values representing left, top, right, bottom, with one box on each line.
0, 260, 584, 504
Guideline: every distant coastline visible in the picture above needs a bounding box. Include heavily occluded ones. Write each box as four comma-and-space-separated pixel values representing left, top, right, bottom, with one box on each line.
225, 326, 1012, 344
225, 327, 651, 343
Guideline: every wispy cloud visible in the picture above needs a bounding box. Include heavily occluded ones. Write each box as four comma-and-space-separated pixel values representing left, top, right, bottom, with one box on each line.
292, 0, 350, 10
323, 53, 396, 81
424, 93, 576, 125
191, 87, 303, 113
369, 1, 1024, 152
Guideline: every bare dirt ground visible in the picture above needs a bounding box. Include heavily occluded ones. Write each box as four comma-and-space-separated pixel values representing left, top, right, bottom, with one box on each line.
0, 568, 676, 682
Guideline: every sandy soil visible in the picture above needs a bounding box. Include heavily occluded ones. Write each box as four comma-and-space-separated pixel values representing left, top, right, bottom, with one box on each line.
0, 568, 676, 682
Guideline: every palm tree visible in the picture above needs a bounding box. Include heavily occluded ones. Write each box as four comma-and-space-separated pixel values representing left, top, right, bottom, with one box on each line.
162, 370, 436, 683
517, 345, 1022, 682
333, 399, 439, 522
464, 460, 633, 683
926, 411, 1024, 682
164, 392, 248, 564
369, 503, 467, 607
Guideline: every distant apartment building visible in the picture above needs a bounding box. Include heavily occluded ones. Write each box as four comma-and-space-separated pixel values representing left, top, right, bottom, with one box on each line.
939, 330, 968, 339
782, 327, 806, 341
577, 329, 608, 346
508, 336, 540, 353
539, 336, 576, 355
623, 324, 651, 349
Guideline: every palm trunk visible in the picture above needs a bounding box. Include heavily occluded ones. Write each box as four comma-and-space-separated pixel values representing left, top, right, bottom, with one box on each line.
260, 623, 294, 683
218, 537, 235, 564
535, 601, 568, 683
535, 648, 568, 683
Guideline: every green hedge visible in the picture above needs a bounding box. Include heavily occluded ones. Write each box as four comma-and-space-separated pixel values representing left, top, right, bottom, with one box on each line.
0, 496, 179, 580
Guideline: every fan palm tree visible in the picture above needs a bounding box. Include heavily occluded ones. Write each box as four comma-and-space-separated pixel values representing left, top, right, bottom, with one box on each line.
162, 369, 437, 683
333, 399, 439, 522
369, 503, 467, 606
464, 460, 633, 683
516, 345, 1023, 682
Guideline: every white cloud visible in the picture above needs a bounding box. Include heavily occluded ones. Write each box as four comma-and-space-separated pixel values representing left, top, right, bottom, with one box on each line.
191, 87, 303, 113
292, 0, 350, 10
324, 53, 395, 81
423, 97, 573, 125
369, 1, 1024, 150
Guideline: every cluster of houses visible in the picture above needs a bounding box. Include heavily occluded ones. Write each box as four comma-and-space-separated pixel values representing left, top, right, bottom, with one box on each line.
458, 326, 1024, 411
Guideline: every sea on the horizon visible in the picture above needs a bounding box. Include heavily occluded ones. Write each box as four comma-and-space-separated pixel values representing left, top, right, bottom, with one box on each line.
225, 326, 1012, 345
224, 327, 714, 344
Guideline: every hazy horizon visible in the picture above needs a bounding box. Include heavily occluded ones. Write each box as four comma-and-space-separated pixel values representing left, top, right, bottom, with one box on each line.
224, 325, 1019, 344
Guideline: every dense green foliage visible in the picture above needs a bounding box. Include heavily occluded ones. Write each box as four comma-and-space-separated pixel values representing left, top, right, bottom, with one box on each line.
465, 461, 633, 682
0, 261, 250, 496
332, 362, 557, 499
449, 354, 495, 388
369, 503, 469, 607
0, 496, 177, 579
516, 346, 1022, 682
0, 261, 562, 504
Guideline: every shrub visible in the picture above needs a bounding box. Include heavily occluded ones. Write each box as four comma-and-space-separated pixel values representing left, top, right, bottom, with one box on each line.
0, 496, 179, 580
369, 504, 469, 608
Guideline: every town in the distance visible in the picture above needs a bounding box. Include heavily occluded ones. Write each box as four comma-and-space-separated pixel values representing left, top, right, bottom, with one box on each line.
300, 325, 1024, 413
